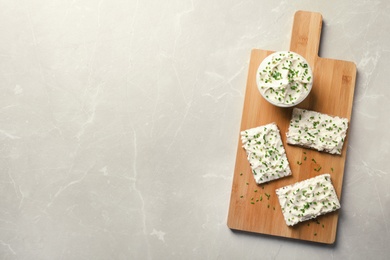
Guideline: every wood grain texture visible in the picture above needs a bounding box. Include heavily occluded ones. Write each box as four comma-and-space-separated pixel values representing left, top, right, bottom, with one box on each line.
227, 11, 357, 244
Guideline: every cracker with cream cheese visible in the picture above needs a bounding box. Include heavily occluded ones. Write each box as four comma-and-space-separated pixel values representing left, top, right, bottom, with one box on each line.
286, 108, 349, 155
241, 123, 291, 184
276, 173, 340, 226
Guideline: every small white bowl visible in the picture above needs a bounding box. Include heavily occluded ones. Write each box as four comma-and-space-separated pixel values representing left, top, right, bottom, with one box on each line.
256, 51, 313, 107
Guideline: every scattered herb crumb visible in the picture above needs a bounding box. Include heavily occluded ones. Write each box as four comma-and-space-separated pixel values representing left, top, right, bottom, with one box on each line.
314, 166, 322, 172
304, 156, 307, 161
273, 206, 275, 210
267, 204, 270, 208
246, 182, 249, 185
331, 167, 334, 172
240, 173, 243, 176
240, 195, 244, 198
322, 224, 325, 228
312, 158, 317, 164
260, 195, 263, 201
251, 202, 255, 205
265, 193, 271, 200
297, 161, 302, 165
254, 189, 258, 193
314, 232, 317, 236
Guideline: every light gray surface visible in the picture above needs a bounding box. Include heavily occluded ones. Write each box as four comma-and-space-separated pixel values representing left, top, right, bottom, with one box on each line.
1, 0, 389, 259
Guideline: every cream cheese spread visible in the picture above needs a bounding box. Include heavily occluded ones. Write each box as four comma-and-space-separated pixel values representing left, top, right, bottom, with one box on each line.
241, 123, 291, 184
286, 108, 349, 155
256, 51, 313, 107
276, 174, 341, 226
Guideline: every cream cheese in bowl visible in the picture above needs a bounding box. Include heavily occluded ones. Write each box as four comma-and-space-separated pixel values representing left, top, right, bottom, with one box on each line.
256, 51, 313, 107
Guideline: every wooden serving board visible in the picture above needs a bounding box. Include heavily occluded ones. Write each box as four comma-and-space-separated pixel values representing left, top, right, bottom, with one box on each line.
227, 11, 356, 244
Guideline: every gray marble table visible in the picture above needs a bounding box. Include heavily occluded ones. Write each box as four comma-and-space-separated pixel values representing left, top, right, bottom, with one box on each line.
1, 0, 389, 259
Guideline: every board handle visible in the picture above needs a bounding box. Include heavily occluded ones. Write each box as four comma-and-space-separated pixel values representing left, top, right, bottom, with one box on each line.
290, 11, 323, 64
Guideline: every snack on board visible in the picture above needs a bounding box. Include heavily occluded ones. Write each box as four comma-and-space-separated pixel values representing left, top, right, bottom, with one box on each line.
256, 51, 313, 107
241, 123, 291, 184
286, 108, 349, 155
276, 174, 341, 226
